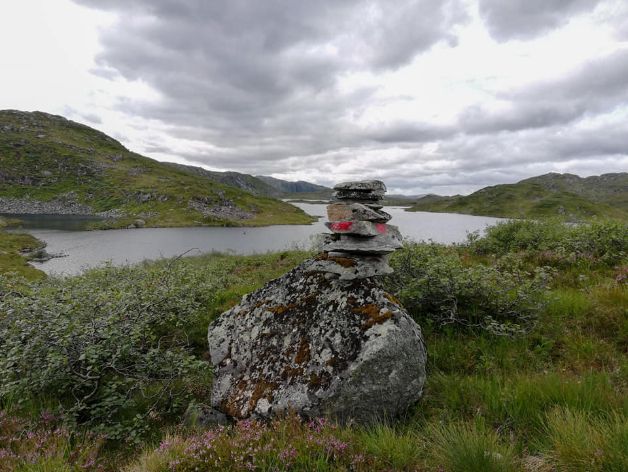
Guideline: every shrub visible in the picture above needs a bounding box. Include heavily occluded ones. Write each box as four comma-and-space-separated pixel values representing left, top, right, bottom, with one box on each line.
387, 243, 549, 335
469, 219, 628, 266
0, 260, 232, 440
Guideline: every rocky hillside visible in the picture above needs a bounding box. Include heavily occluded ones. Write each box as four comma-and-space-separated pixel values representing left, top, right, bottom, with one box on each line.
0, 110, 314, 228
165, 163, 283, 197
408, 172, 628, 220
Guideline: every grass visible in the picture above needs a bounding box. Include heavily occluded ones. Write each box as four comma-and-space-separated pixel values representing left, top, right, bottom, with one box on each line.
0, 222, 46, 280
0, 110, 315, 228
0, 218, 626, 470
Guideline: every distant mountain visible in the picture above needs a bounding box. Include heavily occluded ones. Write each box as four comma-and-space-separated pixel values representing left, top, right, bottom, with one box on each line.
408, 172, 628, 220
256, 176, 331, 195
0, 110, 313, 228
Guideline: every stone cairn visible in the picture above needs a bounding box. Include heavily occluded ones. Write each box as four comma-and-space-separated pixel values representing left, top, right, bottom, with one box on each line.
206, 180, 426, 426
312, 180, 403, 279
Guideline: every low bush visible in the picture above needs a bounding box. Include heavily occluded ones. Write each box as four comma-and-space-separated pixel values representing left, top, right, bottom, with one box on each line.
469, 219, 627, 266
0, 260, 233, 441
387, 243, 550, 335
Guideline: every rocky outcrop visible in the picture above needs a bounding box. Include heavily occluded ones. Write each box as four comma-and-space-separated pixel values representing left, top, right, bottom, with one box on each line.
207, 260, 426, 424
207, 180, 427, 424
188, 196, 254, 220
0, 195, 93, 215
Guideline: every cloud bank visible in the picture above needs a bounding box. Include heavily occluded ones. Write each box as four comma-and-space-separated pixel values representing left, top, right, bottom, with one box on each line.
62, 0, 628, 193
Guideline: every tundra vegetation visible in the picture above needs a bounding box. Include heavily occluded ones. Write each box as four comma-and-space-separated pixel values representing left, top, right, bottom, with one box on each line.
0, 218, 626, 471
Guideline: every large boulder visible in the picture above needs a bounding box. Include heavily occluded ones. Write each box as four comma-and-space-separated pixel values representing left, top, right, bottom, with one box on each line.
207, 258, 426, 424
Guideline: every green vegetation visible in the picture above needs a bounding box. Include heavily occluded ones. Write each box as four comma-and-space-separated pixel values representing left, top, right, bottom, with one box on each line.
0, 220, 45, 279
0, 110, 314, 228
0, 219, 626, 470
408, 172, 628, 220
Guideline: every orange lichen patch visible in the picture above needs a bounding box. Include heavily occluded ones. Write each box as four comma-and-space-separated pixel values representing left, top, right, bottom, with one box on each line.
281, 365, 304, 381
329, 256, 357, 268
352, 304, 393, 329
384, 293, 401, 305
249, 379, 278, 410
295, 337, 311, 364
221, 379, 249, 417
315, 251, 357, 267
267, 303, 297, 315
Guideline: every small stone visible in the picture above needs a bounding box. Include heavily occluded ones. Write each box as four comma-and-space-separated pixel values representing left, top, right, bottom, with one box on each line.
184, 403, 230, 428
325, 220, 394, 237
333, 189, 385, 201
322, 227, 403, 254
309, 253, 393, 280
333, 180, 386, 192
134, 218, 146, 228
327, 202, 391, 223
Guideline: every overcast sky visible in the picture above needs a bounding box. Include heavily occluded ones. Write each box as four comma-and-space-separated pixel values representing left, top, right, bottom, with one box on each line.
1, 0, 627, 194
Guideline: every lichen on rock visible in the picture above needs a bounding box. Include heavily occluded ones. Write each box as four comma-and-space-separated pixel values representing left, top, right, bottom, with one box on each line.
207, 259, 427, 424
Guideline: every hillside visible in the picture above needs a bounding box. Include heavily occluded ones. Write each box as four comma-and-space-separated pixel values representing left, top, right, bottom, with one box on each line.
0, 110, 314, 228
165, 163, 282, 197
408, 172, 628, 220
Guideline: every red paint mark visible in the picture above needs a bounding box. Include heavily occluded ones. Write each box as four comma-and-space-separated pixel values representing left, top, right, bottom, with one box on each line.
376, 223, 387, 234
330, 221, 353, 231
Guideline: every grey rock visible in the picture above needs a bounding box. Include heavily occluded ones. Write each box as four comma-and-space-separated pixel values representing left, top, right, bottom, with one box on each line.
309, 253, 393, 280
327, 202, 391, 223
322, 226, 403, 255
333, 189, 385, 201
184, 403, 231, 428
207, 259, 426, 424
134, 218, 146, 228
333, 180, 386, 192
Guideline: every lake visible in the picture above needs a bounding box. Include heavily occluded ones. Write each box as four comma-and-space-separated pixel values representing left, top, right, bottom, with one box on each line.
10, 203, 505, 275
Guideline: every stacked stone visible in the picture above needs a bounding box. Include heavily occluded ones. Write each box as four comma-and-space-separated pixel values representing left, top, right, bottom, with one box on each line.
313, 180, 402, 280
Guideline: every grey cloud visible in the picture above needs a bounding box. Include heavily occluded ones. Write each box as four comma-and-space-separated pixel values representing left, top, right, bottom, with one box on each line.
458, 48, 628, 134
70, 0, 627, 195
478, 0, 602, 41
73, 0, 465, 161
459, 102, 585, 134
365, 121, 456, 143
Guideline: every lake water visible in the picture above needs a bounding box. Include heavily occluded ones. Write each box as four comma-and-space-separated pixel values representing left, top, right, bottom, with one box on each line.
11, 203, 505, 275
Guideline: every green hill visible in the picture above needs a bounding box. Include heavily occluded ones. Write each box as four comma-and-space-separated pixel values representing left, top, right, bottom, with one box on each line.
0, 110, 314, 228
408, 172, 628, 220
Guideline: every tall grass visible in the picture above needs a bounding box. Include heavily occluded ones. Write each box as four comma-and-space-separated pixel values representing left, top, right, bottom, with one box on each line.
426, 421, 520, 472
